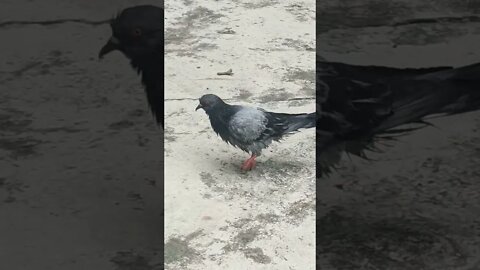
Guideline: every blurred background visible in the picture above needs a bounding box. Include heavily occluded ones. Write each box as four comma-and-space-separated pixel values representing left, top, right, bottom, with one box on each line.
0, 1, 162, 269
318, 1, 480, 269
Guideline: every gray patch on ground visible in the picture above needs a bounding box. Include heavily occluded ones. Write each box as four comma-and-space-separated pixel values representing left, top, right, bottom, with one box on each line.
0, 108, 32, 133
164, 127, 178, 142
165, 7, 224, 46
317, 1, 411, 34
278, 38, 314, 51
285, 3, 314, 22
175, 42, 219, 58
256, 213, 280, 223
243, 247, 272, 264
183, 0, 193, 6
199, 172, 216, 188
235, 89, 253, 101
230, 218, 253, 229
223, 226, 261, 252
222, 226, 273, 264
255, 158, 310, 185
0, 137, 43, 158
299, 83, 315, 96
217, 27, 236, 34
109, 120, 135, 130
317, 211, 466, 270
392, 24, 469, 46
0, 179, 29, 203
257, 88, 294, 103
165, 230, 204, 266
285, 199, 315, 224
256, 64, 272, 70
164, 134, 177, 142
283, 68, 315, 83
110, 251, 158, 270
240, 0, 279, 9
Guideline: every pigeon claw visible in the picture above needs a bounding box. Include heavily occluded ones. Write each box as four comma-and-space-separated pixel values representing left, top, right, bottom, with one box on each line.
241, 155, 257, 171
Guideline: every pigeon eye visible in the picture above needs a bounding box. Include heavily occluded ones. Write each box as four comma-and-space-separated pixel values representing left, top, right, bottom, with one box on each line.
133, 28, 142, 37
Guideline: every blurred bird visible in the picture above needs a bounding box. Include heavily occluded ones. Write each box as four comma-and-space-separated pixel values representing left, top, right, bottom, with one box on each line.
196, 94, 315, 171
99, 5, 164, 127
317, 60, 480, 177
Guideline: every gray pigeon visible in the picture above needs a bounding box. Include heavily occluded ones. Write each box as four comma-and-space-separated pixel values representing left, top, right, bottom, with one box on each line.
196, 94, 315, 171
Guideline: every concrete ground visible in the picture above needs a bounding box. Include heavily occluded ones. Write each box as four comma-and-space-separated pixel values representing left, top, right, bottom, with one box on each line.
0, 1, 163, 270
318, 1, 480, 269
164, 0, 315, 269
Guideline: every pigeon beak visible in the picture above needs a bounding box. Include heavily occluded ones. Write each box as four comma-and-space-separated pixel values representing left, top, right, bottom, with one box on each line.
195, 104, 203, 111
99, 36, 120, 59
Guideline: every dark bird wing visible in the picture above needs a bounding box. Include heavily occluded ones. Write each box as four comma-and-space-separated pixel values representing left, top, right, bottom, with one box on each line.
227, 106, 315, 155
317, 60, 480, 177
140, 68, 164, 127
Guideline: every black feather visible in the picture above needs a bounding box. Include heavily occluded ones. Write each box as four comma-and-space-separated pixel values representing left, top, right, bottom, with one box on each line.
317, 60, 480, 177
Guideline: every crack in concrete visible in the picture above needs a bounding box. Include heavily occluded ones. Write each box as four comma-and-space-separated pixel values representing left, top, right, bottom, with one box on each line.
0, 18, 110, 28
320, 15, 480, 32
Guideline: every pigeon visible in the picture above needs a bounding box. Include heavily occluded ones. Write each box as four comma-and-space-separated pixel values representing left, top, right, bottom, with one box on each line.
316, 59, 480, 177
196, 94, 315, 171
99, 5, 164, 127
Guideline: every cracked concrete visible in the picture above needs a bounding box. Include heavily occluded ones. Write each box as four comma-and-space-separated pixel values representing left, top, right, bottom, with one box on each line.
318, 0, 480, 269
164, 0, 315, 269
0, 1, 162, 270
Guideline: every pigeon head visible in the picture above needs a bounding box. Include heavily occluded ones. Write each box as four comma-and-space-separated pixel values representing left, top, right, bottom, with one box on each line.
99, 5, 163, 64
195, 94, 226, 113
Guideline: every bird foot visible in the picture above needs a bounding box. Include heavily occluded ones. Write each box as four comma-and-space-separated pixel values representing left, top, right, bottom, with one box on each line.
241, 156, 257, 171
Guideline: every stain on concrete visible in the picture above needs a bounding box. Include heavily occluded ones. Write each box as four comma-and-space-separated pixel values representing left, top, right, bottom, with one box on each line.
199, 172, 215, 188
317, 211, 465, 270
175, 43, 219, 58
0, 108, 32, 133
256, 213, 280, 224
257, 88, 293, 103
109, 120, 135, 130
286, 199, 315, 224
165, 7, 224, 45
240, 0, 279, 9
283, 68, 315, 83
234, 89, 253, 101
0, 179, 29, 203
243, 247, 272, 264
285, 3, 314, 22
110, 251, 161, 270
164, 127, 178, 142
278, 38, 314, 51
165, 230, 204, 266
256, 159, 309, 181
223, 227, 261, 252
317, 1, 411, 34
0, 137, 43, 158
392, 24, 468, 46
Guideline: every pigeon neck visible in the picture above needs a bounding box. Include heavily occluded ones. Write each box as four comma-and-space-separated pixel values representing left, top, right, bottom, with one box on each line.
131, 52, 163, 90
131, 52, 163, 125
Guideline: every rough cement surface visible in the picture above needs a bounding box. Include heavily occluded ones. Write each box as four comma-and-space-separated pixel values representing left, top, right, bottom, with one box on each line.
318, 1, 480, 269
0, 1, 163, 270
164, 0, 316, 269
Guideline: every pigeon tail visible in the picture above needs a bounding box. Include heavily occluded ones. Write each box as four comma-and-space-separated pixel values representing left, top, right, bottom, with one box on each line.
372, 62, 480, 134
279, 112, 316, 133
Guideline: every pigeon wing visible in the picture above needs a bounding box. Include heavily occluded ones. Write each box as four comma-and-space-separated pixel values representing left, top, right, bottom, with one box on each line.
228, 107, 268, 145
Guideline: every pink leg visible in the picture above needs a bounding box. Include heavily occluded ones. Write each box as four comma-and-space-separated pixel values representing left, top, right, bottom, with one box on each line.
241, 155, 257, 171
